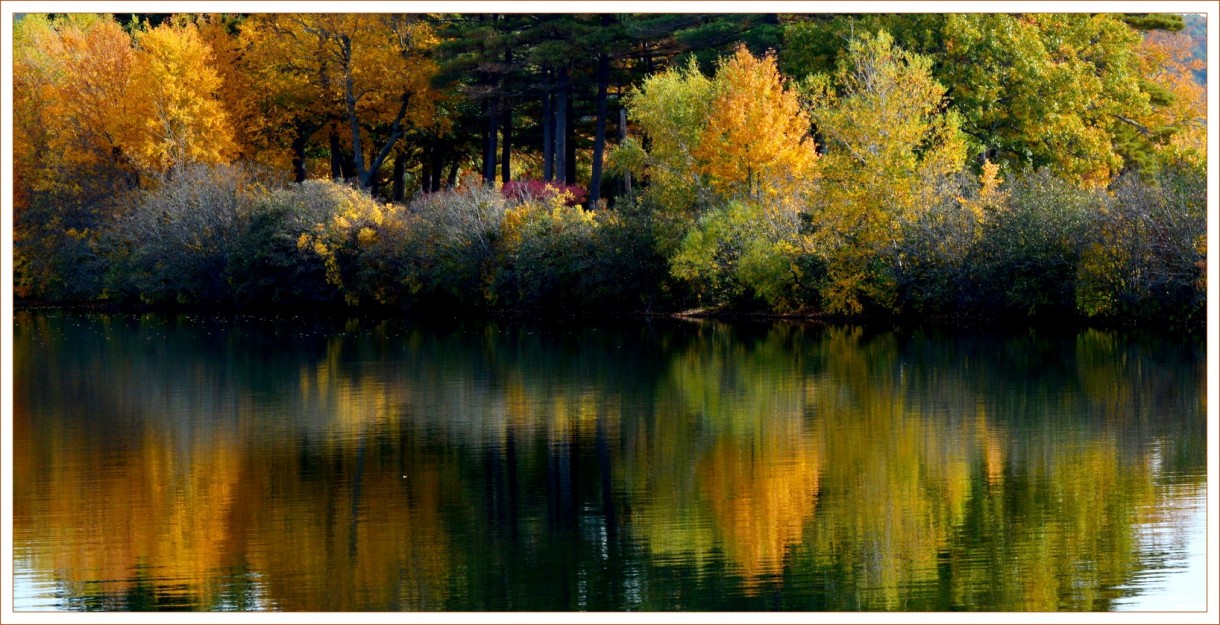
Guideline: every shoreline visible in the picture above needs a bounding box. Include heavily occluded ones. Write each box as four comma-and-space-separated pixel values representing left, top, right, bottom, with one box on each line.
14, 299, 1205, 335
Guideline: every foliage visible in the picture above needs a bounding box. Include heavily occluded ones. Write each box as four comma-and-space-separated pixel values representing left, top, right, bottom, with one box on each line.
501, 179, 587, 207
1127, 30, 1208, 172
9, 11, 1207, 327
802, 30, 967, 315
130, 18, 236, 172
971, 169, 1102, 319
495, 193, 601, 311
895, 166, 999, 318
407, 185, 509, 308
614, 58, 717, 221
693, 47, 818, 202
105, 164, 264, 305
225, 187, 337, 308
1076, 166, 1207, 324
940, 14, 1147, 186
291, 181, 407, 305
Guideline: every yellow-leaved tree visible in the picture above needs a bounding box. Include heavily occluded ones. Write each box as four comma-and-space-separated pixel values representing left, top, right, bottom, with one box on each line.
13, 15, 146, 299
803, 30, 967, 314
239, 14, 440, 191
15, 14, 144, 191
131, 18, 236, 173
1133, 30, 1207, 170
620, 46, 820, 310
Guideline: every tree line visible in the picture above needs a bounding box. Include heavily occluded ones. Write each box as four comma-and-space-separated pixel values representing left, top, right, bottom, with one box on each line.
12, 13, 1207, 325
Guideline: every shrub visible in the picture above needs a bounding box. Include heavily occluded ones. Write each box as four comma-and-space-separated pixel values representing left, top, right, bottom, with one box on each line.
494, 193, 601, 311
105, 164, 263, 305
1076, 166, 1206, 323
896, 169, 994, 319
226, 182, 341, 308
407, 184, 509, 309
501, 179, 587, 208
972, 169, 1100, 319
292, 180, 409, 306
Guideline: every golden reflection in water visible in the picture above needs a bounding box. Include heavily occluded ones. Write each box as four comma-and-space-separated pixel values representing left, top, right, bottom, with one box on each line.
630, 322, 824, 589
14, 417, 245, 607
12, 314, 1205, 611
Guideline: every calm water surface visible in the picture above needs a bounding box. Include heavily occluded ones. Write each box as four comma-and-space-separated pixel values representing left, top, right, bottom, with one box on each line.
12, 311, 1207, 611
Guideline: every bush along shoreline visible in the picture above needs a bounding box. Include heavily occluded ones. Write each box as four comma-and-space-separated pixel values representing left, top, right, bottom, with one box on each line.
14, 161, 1205, 333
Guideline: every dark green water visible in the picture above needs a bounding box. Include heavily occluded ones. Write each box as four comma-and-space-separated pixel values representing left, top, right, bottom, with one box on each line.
12, 311, 1207, 611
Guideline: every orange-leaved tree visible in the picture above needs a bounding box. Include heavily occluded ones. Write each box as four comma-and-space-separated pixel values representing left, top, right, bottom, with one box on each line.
13, 14, 146, 299
659, 47, 821, 309
130, 17, 236, 173
693, 46, 818, 203
241, 14, 440, 191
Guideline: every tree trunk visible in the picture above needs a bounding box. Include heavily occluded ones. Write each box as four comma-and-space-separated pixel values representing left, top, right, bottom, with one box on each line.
543, 70, 554, 182
361, 94, 412, 190
338, 28, 412, 191
500, 46, 513, 184
500, 102, 513, 184
619, 108, 632, 194
430, 147, 444, 193
447, 161, 459, 188
483, 99, 497, 184
565, 93, 576, 186
291, 129, 309, 184
392, 149, 406, 202
330, 128, 345, 181
420, 145, 433, 193
554, 67, 568, 185
340, 35, 368, 186
588, 46, 610, 208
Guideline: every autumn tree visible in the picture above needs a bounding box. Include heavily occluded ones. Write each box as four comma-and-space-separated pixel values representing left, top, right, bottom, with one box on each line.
693, 46, 817, 202
1128, 29, 1207, 171
803, 30, 967, 314
14, 14, 143, 193
235, 14, 337, 182
130, 17, 236, 173
617, 47, 819, 309
13, 15, 143, 299
613, 57, 716, 221
244, 14, 439, 192
940, 14, 1147, 186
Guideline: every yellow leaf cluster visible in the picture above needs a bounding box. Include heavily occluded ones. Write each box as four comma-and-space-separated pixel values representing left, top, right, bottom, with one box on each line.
693, 47, 818, 202
132, 20, 236, 171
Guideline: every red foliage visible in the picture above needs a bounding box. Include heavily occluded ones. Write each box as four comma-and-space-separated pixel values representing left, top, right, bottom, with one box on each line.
501, 179, 587, 207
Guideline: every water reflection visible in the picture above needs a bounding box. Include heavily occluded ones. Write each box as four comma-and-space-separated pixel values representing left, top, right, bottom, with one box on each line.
12, 312, 1206, 611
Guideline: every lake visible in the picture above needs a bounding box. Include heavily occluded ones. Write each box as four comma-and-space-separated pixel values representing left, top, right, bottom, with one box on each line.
11, 311, 1207, 611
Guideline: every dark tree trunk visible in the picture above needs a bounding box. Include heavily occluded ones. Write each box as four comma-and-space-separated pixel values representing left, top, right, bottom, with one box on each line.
500, 102, 513, 184
430, 147, 444, 193
543, 70, 554, 182
619, 108, 632, 195
420, 145, 433, 193
483, 99, 497, 184
392, 149, 406, 202
500, 46, 513, 184
355, 93, 412, 190
554, 67, 568, 185
565, 94, 576, 186
291, 130, 309, 184
330, 129, 344, 181
588, 46, 610, 208
340, 35, 367, 186
447, 161, 459, 188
